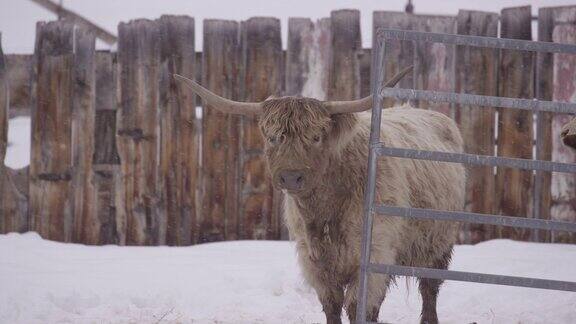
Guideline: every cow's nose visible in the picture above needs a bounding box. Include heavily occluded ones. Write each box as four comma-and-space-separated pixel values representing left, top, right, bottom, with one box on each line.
278, 170, 305, 191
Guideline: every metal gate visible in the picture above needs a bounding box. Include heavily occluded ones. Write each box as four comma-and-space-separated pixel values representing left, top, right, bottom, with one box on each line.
356, 29, 576, 323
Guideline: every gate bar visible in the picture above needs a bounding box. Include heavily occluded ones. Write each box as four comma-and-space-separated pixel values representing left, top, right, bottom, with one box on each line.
369, 264, 576, 292
375, 146, 576, 174
375, 205, 576, 233
379, 28, 576, 54
380, 88, 576, 113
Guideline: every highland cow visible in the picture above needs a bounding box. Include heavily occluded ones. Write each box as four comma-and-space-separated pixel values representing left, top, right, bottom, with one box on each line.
175, 68, 465, 324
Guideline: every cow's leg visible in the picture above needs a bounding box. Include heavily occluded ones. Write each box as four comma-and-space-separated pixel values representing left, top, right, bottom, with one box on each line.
418, 248, 453, 324
344, 274, 390, 323
313, 282, 344, 324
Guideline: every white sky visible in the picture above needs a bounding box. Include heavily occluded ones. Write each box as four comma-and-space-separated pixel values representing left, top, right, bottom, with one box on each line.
0, 0, 575, 53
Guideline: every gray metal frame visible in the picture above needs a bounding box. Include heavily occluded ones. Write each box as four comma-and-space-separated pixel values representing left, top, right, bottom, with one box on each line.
356, 29, 576, 324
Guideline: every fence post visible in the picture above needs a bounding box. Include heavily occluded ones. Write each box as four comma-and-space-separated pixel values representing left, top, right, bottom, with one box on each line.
158, 15, 197, 245
329, 9, 361, 100
495, 6, 534, 241
373, 11, 415, 107
413, 15, 457, 117
537, 6, 576, 242
92, 51, 122, 244
0, 33, 7, 233
30, 21, 76, 241
117, 19, 161, 245
5, 54, 33, 117
456, 10, 499, 244
286, 17, 331, 99
200, 19, 241, 242
71, 27, 97, 244
551, 24, 576, 243
240, 17, 282, 240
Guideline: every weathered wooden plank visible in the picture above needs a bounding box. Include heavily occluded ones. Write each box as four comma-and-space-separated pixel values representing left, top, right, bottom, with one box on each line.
0, 33, 7, 233
456, 10, 499, 244
537, 6, 576, 242
5, 54, 32, 117
329, 9, 361, 100
0, 36, 29, 233
286, 17, 331, 99
30, 21, 75, 242
71, 27, 97, 244
158, 15, 197, 246
359, 48, 371, 98
240, 17, 282, 240
551, 24, 576, 243
413, 15, 457, 116
373, 11, 415, 107
494, 6, 534, 241
0, 33, 7, 171
93, 51, 121, 245
200, 19, 242, 243
117, 19, 161, 245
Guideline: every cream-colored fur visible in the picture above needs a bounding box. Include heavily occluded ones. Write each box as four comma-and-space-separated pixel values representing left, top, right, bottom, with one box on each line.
281, 107, 465, 323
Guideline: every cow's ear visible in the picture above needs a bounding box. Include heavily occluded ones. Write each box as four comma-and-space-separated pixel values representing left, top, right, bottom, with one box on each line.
328, 113, 360, 152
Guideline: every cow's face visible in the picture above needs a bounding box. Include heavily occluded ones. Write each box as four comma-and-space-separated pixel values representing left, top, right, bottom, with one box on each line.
259, 97, 334, 195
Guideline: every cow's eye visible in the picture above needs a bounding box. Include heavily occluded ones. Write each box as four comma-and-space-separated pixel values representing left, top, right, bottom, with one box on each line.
313, 135, 322, 144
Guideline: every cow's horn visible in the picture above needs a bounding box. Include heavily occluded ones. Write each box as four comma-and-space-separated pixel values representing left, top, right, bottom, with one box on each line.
173, 74, 261, 115
323, 65, 413, 114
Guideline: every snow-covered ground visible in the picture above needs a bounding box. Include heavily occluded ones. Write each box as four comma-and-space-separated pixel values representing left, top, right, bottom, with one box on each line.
1, 232, 575, 324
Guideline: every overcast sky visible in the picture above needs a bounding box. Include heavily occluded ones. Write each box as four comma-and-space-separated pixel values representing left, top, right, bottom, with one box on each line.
1, 0, 575, 53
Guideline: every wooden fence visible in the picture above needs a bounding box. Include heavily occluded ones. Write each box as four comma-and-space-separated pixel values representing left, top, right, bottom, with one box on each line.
1, 5, 576, 245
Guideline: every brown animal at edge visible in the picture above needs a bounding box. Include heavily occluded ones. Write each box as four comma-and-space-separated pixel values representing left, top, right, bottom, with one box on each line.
174, 67, 465, 324
561, 117, 576, 150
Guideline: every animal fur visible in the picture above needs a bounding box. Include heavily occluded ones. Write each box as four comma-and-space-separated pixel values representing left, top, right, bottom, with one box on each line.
562, 117, 576, 149
259, 98, 465, 324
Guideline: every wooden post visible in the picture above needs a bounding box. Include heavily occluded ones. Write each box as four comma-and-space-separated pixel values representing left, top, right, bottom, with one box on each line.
494, 6, 534, 241
200, 20, 241, 243
456, 10, 499, 244
373, 11, 415, 106
328, 9, 361, 100
0, 33, 7, 233
158, 15, 197, 246
413, 15, 457, 116
71, 27, 97, 244
286, 17, 331, 99
5, 54, 33, 117
117, 19, 161, 245
93, 51, 122, 245
551, 24, 576, 243
536, 6, 576, 242
240, 17, 282, 240
359, 48, 371, 98
30, 21, 75, 241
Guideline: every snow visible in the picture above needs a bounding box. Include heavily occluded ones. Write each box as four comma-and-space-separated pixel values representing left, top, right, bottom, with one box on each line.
4, 116, 30, 169
1, 233, 575, 323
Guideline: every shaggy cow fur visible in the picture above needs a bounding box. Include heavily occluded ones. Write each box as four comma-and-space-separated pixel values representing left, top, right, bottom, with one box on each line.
259, 98, 465, 324
562, 117, 576, 150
